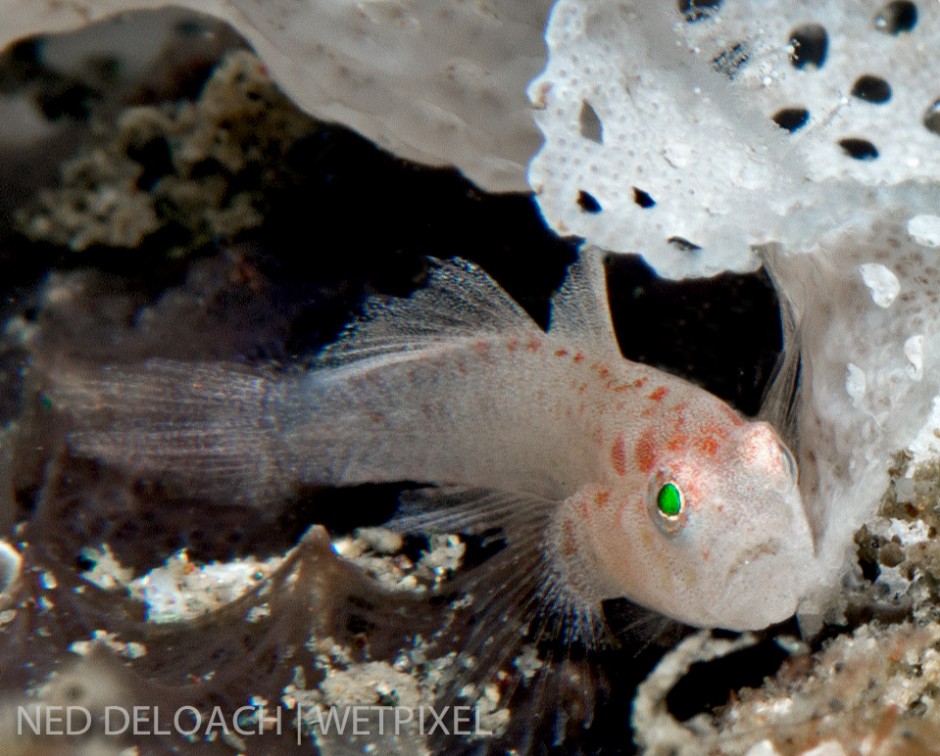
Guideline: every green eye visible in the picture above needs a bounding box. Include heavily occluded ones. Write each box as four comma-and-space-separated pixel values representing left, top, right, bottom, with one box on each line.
657, 482, 683, 518
646, 476, 688, 536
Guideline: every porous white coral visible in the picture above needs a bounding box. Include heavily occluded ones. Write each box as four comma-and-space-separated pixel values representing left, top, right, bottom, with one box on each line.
528, 1, 799, 278
528, 0, 940, 279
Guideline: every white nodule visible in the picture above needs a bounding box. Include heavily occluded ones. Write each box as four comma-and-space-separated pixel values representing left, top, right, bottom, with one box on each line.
904, 334, 925, 381
845, 363, 866, 405
858, 263, 900, 308
0, 541, 22, 596
908, 215, 940, 248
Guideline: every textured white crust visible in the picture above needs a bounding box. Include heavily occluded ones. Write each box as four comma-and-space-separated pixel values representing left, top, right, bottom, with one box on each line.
529, 0, 940, 278
679, 0, 940, 186
529, 0, 799, 278
0, 0, 552, 193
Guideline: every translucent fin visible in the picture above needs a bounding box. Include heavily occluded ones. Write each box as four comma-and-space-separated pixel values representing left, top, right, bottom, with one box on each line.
757, 248, 803, 452
317, 257, 538, 367
47, 359, 301, 506
548, 246, 620, 355
387, 487, 608, 729
603, 597, 686, 653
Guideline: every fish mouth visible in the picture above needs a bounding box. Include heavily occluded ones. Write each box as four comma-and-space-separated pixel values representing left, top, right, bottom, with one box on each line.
679, 534, 805, 630
719, 536, 807, 628
726, 537, 784, 582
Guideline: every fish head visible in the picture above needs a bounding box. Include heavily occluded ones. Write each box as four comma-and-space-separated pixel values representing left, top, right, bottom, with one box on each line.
603, 419, 815, 631
646, 420, 813, 629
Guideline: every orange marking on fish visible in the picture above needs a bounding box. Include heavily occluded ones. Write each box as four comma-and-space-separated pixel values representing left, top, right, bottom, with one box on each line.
526, 338, 542, 352
697, 435, 720, 456
573, 352, 585, 363
669, 404, 690, 435
561, 518, 578, 556
667, 433, 689, 452
555, 348, 569, 357
648, 386, 668, 402
507, 338, 519, 353
475, 340, 490, 356
594, 490, 610, 509
634, 376, 648, 388
611, 434, 627, 476
635, 430, 656, 474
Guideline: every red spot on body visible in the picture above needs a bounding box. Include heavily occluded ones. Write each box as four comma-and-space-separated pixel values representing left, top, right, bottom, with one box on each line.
697, 435, 720, 456
692, 417, 731, 457
573, 352, 585, 363
595, 490, 610, 509
561, 518, 578, 556
555, 348, 569, 357
526, 338, 542, 352
613, 383, 631, 393
634, 376, 649, 389
648, 386, 668, 402
666, 433, 689, 452
635, 430, 656, 474
475, 339, 490, 356
611, 435, 627, 476
507, 338, 519, 353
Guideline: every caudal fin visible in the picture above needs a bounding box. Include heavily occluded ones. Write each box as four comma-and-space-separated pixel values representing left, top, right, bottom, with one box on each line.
46, 359, 300, 506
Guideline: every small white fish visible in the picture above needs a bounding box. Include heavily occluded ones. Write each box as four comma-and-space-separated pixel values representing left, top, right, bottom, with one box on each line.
49, 248, 814, 640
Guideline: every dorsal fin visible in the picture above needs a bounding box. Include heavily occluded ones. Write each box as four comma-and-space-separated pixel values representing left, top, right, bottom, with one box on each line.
548, 246, 620, 355
317, 257, 538, 366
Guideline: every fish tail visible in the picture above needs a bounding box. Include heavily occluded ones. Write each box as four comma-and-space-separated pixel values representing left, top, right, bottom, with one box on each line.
47, 359, 302, 506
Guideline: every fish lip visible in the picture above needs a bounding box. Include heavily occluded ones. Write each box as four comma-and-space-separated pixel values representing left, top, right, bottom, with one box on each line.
725, 536, 783, 582
719, 535, 808, 626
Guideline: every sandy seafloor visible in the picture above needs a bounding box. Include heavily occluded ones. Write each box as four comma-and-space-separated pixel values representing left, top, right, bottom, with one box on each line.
2, 9, 940, 756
